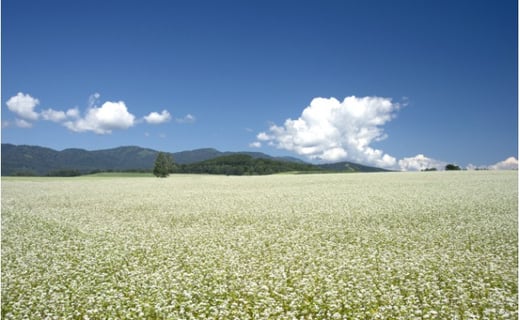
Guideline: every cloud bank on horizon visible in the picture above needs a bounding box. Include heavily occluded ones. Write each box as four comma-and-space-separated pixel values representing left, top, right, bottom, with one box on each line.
3, 92, 193, 134
252, 96, 517, 171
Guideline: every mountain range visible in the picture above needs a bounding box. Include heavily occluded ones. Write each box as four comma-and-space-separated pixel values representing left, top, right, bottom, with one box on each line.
1, 143, 388, 176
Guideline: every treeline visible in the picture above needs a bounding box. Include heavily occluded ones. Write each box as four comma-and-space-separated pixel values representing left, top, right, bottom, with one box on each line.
173, 154, 320, 175
8, 154, 394, 177
11, 168, 152, 177
11, 155, 320, 176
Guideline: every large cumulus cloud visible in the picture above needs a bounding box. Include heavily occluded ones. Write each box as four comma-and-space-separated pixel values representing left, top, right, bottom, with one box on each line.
255, 96, 400, 168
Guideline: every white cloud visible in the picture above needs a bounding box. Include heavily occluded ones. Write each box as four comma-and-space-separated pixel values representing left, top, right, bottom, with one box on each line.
3, 92, 192, 134
41, 108, 79, 122
255, 96, 400, 166
41, 109, 67, 122
66, 108, 80, 118
249, 141, 262, 148
465, 164, 478, 170
144, 110, 171, 124
88, 92, 100, 108
398, 154, 447, 171
257, 132, 270, 141
175, 114, 196, 123
6, 92, 40, 120
64, 101, 135, 134
15, 118, 33, 128
488, 157, 518, 170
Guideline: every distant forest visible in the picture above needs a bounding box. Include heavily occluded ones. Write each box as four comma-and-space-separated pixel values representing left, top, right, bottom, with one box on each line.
174, 154, 319, 175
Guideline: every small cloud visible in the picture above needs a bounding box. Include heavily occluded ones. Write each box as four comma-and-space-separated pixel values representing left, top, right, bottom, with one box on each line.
88, 92, 101, 108
257, 132, 271, 141
159, 133, 166, 138
15, 118, 33, 128
175, 114, 196, 124
41, 109, 68, 122
488, 157, 518, 170
64, 101, 135, 134
398, 154, 447, 171
466, 164, 478, 170
5, 92, 40, 120
249, 141, 262, 148
144, 132, 150, 137
144, 110, 171, 124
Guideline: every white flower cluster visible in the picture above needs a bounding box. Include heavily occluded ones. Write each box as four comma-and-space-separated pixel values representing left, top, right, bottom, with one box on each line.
2, 171, 517, 318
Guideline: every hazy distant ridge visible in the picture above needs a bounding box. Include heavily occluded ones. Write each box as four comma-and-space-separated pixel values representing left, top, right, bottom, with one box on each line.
1, 144, 388, 176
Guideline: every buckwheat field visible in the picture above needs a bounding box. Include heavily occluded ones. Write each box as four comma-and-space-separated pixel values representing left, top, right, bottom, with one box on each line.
2, 171, 517, 319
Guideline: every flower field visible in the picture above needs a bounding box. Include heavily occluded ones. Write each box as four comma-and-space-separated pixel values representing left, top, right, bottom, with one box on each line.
2, 171, 517, 319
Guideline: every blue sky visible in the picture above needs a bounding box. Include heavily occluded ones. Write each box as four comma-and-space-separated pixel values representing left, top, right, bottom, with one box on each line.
2, 0, 518, 170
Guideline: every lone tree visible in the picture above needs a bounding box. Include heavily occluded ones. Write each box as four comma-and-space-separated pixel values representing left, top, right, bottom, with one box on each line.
445, 164, 461, 171
153, 152, 174, 177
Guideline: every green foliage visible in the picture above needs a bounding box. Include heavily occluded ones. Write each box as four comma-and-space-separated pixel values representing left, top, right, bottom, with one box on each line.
1, 144, 158, 176
317, 161, 390, 172
175, 154, 389, 175
46, 169, 82, 177
12, 170, 37, 176
84, 172, 153, 178
2, 144, 390, 176
445, 164, 461, 171
153, 152, 175, 177
175, 154, 318, 175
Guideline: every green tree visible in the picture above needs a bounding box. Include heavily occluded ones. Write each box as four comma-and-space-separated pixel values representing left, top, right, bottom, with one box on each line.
153, 152, 174, 177
445, 164, 461, 171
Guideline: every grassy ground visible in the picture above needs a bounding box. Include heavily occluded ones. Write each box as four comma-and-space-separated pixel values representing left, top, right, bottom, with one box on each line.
1, 171, 517, 319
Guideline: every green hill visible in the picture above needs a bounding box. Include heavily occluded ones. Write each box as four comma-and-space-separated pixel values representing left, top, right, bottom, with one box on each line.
176, 154, 318, 175
317, 161, 390, 173
1, 144, 160, 176
0, 144, 309, 176
1, 143, 389, 176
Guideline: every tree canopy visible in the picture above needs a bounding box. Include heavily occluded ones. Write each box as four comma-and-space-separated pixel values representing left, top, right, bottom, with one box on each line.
153, 152, 175, 177
445, 164, 461, 171
174, 154, 318, 175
